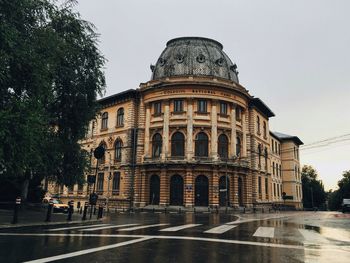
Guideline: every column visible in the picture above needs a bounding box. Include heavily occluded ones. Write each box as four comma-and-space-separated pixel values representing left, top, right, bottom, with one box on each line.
230, 104, 237, 158
159, 168, 168, 206
144, 105, 151, 158
242, 110, 247, 157
186, 99, 194, 160
162, 101, 170, 160
211, 170, 219, 207
211, 101, 218, 160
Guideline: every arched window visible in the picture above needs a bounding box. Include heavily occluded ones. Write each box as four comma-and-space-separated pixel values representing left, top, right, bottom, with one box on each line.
236, 136, 241, 157
99, 142, 107, 164
101, 112, 108, 130
256, 116, 260, 134
263, 121, 267, 138
116, 108, 124, 127
218, 134, 228, 159
114, 139, 123, 162
152, 133, 162, 158
171, 132, 185, 157
195, 132, 208, 157
258, 144, 262, 166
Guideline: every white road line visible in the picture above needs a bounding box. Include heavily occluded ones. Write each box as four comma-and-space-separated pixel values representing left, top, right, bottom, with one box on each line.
160, 224, 201, 232
320, 227, 350, 243
253, 227, 275, 238
298, 229, 329, 244
3, 232, 350, 253
204, 224, 237, 234
47, 224, 111, 232
226, 215, 287, 225
23, 237, 152, 263
80, 224, 139, 231
119, 223, 169, 231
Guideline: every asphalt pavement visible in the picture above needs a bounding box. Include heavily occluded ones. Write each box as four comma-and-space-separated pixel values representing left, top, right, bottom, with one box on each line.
0, 211, 350, 262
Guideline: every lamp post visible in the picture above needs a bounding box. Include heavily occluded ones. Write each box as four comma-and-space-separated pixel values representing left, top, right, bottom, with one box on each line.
106, 151, 112, 212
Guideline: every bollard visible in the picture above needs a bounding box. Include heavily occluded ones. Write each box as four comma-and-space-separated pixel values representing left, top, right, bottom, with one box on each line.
12, 197, 21, 224
67, 200, 74, 221
82, 202, 88, 221
45, 200, 53, 222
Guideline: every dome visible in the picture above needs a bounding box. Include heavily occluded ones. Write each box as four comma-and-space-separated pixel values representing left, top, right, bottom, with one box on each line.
151, 37, 239, 83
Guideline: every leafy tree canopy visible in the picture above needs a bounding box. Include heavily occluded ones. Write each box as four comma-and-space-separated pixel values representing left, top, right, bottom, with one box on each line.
328, 170, 350, 210
0, 0, 105, 200
301, 165, 326, 209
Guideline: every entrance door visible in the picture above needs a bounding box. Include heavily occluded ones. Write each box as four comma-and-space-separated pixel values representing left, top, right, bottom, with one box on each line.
149, 175, 160, 205
219, 176, 230, 206
170, 175, 183, 205
238, 177, 243, 206
195, 175, 209, 206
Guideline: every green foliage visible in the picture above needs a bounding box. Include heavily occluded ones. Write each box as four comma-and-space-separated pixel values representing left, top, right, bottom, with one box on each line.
301, 165, 326, 208
0, 0, 105, 200
328, 171, 350, 210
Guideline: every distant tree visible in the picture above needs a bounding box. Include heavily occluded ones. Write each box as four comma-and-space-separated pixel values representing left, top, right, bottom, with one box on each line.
301, 165, 326, 209
328, 170, 350, 210
0, 0, 105, 201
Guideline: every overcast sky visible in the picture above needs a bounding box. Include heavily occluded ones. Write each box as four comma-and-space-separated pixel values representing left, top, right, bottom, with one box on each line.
74, 0, 350, 190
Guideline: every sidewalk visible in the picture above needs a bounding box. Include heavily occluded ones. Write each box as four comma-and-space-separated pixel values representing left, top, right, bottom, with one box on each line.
0, 206, 102, 229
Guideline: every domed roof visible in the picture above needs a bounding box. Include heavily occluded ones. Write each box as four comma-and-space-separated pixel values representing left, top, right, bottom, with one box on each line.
151, 37, 239, 83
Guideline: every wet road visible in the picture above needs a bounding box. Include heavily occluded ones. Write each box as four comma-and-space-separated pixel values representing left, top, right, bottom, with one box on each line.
0, 211, 350, 262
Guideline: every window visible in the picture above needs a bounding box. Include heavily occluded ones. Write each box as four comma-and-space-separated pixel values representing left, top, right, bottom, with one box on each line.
256, 116, 260, 134
272, 139, 274, 152
236, 106, 241, 121
174, 100, 183, 112
236, 137, 241, 157
116, 108, 124, 127
258, 144, 262, 167
154, 101, 162, 115
258, 177, 262, 194
171, 132, 185, 157
101, 112, 108, 130
97, 173, 104, 193
264, 147, 268, 168
279, 165, 282, 177
99, 142, 107, 164
277, 184, 280, 197
152, 133, 162, 158
263, 121, 267, 138
218, 134, 229, 159
265, 178, 268, 195
275, 142, 278, 154
195, 132, 208, 157
112, 172, 121, 194
272, 162, 275, 175
220, 102, 228, 115
114, 139, 123, 162
273, 183, 276, 197
197, 100, 207, 113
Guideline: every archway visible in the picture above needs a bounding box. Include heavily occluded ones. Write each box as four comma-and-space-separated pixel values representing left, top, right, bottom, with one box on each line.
219, 176, 230, 206
149, 175, 160, 205
195, 175, 209, 206
238, 177, 244, 206
170, 175, 184, 205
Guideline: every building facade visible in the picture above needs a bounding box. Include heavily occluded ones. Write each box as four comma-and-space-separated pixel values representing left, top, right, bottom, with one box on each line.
52, 37, 303, 209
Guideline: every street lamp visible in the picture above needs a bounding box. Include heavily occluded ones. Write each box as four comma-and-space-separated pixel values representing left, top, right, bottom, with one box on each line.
106, 151, 112, 212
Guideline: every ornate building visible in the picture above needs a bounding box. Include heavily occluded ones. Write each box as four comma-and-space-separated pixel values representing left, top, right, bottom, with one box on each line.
54, 37, 303, 209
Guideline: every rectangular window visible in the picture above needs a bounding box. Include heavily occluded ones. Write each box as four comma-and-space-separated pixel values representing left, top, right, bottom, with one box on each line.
265, 178, 268, 195
236, 107, 241, 121
220, 102, 228, 115
174, 100, 183, 112
258, 177, 262, 194
112, 172, 121, 194
154, 101, 162, 115
97, 173, 104, 193
273, 183, 276, 197
197, 100, 207, 113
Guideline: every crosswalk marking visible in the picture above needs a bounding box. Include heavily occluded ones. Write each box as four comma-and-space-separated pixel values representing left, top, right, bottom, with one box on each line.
298, 229, 329, 243
253, 227, 275, 238
48, 224, 111, 232
204, 224, 237, 234
80, 224, 139, 231
119, 223, 169, 231
160, 224, 201, 232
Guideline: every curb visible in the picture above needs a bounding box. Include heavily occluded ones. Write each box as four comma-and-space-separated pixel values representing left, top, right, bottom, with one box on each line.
0, 218, 104, 230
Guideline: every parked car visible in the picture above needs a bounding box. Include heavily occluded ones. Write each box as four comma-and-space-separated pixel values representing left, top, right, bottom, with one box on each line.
51, 199, 69, 213
342, 199, 350, 213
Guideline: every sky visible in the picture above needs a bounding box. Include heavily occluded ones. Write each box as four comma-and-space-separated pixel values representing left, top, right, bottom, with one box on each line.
74, 0, 350, 190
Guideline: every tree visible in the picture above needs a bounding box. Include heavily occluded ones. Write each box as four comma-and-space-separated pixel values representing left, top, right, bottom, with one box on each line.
301, 165, 326, 209
0, 0, 105, 201
328, 170, 350, 210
